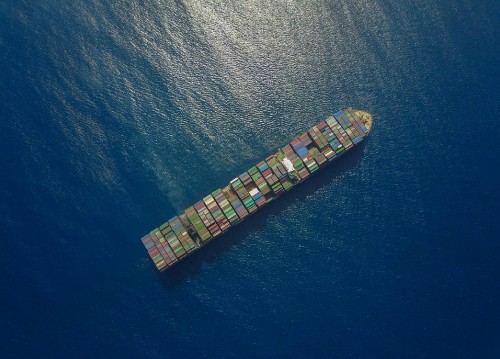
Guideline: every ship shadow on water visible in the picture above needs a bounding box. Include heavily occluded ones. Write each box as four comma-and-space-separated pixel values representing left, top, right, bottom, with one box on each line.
158, 142, 368, 291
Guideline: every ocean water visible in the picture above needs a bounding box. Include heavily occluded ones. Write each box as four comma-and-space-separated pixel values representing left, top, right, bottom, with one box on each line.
1, 0, 499, 357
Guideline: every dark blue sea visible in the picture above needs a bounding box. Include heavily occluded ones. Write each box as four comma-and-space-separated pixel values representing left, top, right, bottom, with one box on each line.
1, 0, 499, 357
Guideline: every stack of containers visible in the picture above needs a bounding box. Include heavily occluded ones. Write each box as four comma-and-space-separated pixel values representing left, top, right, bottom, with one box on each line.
291, 136, 319, 173
212, 188, 239, 224
230, 177, 257, 213
203, 194, 230, 232
248, 166, 271, 197
345, 118, 363, 144
313, 150, 328, 166
333, 109, 363, 145
257, 159, 284, 196
159, 232, 181, 266
141, 234, 169, 270
317, 121, 340, 158
346, 108, 369, 134
185, 206, 212, 242
266, 155, 287, 180
167, 217, 197, 253
238, 171, 262, 207
194, 201, 221, 237
239, 171, 252, 187
164, 217, 194, 257
303, 137, 326, 166
159, 224, 187, 259
268, 153, 294, 190
327, 116, 353, 151
249, 188, 266, 207
299, 132, 312, 146
154, 228, 179, 264
308, 126, 328, 150
222, 185, 249, 219
344, 108, 368, 139
149, 232, 169, 269
326, 116, 344, 150
308, 125, 335, 164
144, 228, 180, 270
282, 145, 309, 180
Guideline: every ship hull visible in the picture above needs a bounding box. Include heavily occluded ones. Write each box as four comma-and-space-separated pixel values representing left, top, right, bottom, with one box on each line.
141, 107, 373, 271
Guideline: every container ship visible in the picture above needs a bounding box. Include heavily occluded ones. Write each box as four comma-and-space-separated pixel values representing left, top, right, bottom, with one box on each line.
141, 107, 373, 271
